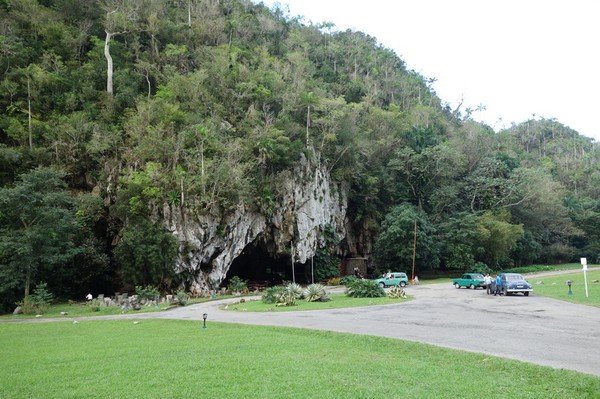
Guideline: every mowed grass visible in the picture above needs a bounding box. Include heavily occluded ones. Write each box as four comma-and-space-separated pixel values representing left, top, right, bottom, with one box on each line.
0, 295, 241, 320
2, 302, 168, 320
221, 293, 412, 311
528, 270, 600, 307
1, 320, 599, 399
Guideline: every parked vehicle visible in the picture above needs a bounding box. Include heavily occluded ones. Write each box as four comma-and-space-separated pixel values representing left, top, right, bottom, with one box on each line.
499, 273, 533, 296
452, 273, 486, 289
373, 272, 409, 288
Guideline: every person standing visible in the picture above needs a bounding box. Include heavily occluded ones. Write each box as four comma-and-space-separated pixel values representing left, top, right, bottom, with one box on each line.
484, 273, 493, 295
494, 274, 502, 296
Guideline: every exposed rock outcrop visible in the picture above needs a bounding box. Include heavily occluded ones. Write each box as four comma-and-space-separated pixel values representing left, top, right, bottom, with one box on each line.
165, 156, 349, 295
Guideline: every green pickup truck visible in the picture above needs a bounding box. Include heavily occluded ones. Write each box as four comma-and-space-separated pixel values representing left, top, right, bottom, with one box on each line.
452, 273, 486, 289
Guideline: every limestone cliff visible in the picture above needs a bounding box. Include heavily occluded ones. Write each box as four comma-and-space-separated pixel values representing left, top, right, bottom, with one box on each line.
164, 156, 348, 294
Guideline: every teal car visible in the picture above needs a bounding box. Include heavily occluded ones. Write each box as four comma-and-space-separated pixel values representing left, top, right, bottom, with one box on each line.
452, 273, 486, 289
373, 272, 409, 288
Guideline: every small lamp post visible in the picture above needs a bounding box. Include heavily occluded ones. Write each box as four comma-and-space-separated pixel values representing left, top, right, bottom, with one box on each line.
567, 280, 573, 296
202, 313, 208, 329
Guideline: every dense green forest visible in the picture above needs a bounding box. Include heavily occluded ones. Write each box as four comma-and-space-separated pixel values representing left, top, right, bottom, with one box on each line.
1, 0, 599, 311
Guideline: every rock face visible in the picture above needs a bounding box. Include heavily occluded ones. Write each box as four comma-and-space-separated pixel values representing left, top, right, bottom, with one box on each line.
165, 156, 349, 295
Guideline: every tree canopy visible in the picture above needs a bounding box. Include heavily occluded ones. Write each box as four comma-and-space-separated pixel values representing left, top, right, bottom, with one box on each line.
1, 0, 600, 309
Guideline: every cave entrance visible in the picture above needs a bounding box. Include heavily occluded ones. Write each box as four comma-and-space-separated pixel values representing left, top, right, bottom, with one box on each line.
225, 242, 311, 288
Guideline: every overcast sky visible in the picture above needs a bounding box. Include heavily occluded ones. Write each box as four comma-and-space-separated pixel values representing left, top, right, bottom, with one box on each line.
258, 0, 600, 141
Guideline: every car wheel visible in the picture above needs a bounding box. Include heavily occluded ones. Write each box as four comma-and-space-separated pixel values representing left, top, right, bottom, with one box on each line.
503, 287, 508, 296
469, 284, 475, 289
379, 282, 385, 288
400, 282, 406, 287
454, 283, 460, 289
524, 292, 529, 296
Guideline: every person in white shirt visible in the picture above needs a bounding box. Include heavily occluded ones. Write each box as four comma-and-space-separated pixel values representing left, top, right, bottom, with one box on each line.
484, 274, 493, 295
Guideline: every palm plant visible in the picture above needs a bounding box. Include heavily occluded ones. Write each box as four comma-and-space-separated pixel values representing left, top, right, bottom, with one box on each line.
304, 283, 329, 302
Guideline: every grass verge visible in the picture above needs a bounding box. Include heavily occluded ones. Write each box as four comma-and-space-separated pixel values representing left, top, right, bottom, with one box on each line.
220, 292, 412, 311
506, 263, 592, 274
527, 270, 600, 307
1, 320, 599, 398
0, 295, 244, 320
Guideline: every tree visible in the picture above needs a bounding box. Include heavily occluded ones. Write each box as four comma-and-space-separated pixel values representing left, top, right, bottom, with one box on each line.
437, 212, 480, 270
114, 218, 178, 289
101, 0, 139, 95
299, 91, 320, 146
387, 144, 461, 212
475, 210, 524, 268
374, 204, 439, 274
0, 168, 80, 299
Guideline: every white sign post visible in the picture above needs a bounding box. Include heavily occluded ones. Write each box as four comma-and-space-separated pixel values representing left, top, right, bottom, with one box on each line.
581, 258, 589, 298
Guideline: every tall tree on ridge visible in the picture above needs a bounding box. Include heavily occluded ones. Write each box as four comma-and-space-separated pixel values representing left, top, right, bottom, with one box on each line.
101, 0, 139, 95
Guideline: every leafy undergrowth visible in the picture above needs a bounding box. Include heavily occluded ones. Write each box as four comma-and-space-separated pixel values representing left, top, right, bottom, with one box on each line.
1, 320, 598, 398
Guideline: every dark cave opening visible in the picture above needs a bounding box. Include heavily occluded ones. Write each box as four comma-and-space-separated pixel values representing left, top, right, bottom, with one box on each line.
224, 242, 312, 288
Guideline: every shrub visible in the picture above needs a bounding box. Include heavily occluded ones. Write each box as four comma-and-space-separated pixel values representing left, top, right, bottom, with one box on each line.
304, 284, 330, 302
275, 288, 297, 307
228, 276, 247, 293
503, 265, 553, 274
285, 282, 304, 299
339, 275, 358, 286
313, 246, 340, 281
18, 283, 54, 315
176, 290, 189, 306
135, 285, 160, 301
87, 298, 102, 312
262, 286, 285, 304
18, 296, 38, 315
262, 283, 314, 306
387, 285, 407, 299
326, 277, 341, 285
345, 279, 385, 298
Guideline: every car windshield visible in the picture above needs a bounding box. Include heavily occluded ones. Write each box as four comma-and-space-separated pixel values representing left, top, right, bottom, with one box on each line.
506, 274, 524, 280
473, 274, 484, 279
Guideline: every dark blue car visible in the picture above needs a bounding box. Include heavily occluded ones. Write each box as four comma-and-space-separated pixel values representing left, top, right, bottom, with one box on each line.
499, 273, 533, 296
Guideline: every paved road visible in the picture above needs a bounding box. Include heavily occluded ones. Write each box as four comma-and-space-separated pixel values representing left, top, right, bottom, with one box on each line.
7, 269, 600, 377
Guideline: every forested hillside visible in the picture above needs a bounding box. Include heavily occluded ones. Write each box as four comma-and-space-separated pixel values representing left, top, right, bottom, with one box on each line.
1, 0, 599, 310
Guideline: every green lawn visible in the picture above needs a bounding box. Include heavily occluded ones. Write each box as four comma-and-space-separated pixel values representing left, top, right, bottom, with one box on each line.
527, 270, 600, 307
507, 263, 591, 274
1, 320, 598, 399
1, 301, 171, 320
221, 292, 412, 312
0, 295, 238, 320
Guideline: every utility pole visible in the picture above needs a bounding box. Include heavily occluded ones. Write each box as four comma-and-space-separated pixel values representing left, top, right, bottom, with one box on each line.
411, 220, 417, 282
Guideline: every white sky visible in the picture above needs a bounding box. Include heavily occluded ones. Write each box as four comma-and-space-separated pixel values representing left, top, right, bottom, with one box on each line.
258, 0, 600, 141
